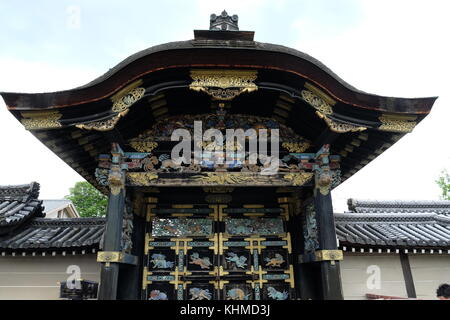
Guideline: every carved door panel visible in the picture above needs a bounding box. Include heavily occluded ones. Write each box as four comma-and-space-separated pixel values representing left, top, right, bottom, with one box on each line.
142, 204, 295, 300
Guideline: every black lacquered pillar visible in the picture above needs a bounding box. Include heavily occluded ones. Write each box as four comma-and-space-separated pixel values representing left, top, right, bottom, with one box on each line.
98, 143, 126, 300
314, 189, 343, 300
299, 145, 343, 300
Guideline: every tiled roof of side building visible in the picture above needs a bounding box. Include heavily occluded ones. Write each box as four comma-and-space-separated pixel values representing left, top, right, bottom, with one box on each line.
0, 182, 45, 235
347, 198, 450, 215
336, 199, 450, 249
0, 217, 105, 251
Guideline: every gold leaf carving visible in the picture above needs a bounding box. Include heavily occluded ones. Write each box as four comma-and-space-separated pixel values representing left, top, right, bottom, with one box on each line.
76, 110, 129, 132
127, 172, 158, 185
301, 89, 333, 115
378, 115, 416, 133
282, 142, 310, 153
283, 172, 314, 186
192, 173, 254, 185
129, 141, 158, 153
316, 112, 367, 133
21, 111, 62, 130
189, 69, 258, 101
112, 87, 146, 113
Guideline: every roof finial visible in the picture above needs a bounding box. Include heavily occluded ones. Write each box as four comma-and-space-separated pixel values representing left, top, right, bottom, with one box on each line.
210, 10, 239, 31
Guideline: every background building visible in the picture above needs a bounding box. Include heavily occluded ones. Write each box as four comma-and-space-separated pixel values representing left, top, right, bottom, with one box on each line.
43, 199, 80, 219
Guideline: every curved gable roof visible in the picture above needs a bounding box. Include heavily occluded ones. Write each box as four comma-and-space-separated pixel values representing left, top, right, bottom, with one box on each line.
0, 39, 437, 114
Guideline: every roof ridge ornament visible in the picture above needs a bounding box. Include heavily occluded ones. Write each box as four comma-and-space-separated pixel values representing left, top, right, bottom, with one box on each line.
210, 10, 239, 31
0, 182, 40, 201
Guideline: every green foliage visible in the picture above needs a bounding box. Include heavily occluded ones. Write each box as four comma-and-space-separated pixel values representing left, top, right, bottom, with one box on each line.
436, 170, 450, 200
65, 181, 107, 217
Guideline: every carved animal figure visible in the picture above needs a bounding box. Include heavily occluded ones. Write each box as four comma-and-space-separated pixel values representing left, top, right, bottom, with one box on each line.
189, 288, 212, 300
150, 253, 174, 269
189, 252, 212, 269
159, 154, 185, 172
226, 288, 250, 300
264, 253, 285, 268
267, 286, 289, 300
141, 156, 159, 172
107, 166, 124, 191
225, 252, 247, 269
149, 290, 168, 300
162, 224, 177, 234
259, 154, 280, 175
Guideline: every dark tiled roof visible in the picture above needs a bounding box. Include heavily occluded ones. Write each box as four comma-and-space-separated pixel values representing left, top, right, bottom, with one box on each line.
347, 199, 450, 215
336, 199, 450, 248
0, 182, 44, 235
0, 218, 105, 251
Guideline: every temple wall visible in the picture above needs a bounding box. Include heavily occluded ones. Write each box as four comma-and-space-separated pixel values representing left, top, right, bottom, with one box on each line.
0, 254, 100, 300
409, 254, 450, 300
340, 253, 407, 300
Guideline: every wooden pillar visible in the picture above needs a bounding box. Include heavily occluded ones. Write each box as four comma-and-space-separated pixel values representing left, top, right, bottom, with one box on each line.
314, 189, 343, 300
399, 253, 416, 298
314, 145, 343, 300
117, 212, 146, 300
98, 143, 126, 300
299, 145, 343, 300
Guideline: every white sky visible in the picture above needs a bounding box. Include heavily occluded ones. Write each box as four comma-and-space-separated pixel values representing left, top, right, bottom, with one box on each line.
0, 1, 449, 211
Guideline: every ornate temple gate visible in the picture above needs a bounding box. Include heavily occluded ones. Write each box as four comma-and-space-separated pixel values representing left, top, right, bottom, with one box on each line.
92, 129, 345, 300
94, 135, 345, 300
3, 11, 434, 300
142, 199, 295, 300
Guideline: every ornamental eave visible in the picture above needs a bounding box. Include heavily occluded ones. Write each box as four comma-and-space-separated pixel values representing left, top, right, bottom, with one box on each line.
0, 39, 437, 115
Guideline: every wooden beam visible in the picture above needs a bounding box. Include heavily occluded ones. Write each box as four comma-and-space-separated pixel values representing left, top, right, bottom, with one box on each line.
399, 253, 417, 298
313, 129, 339, 149
102, 128, 127, 147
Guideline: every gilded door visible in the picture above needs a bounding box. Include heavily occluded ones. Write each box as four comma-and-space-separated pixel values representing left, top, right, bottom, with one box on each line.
142, 203, 295, 300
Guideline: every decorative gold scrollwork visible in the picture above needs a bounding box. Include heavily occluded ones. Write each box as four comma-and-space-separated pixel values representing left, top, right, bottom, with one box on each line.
302, 84, 367, 133
301, 89, 333, 115
21, 111, 62, 130
378, 114, 416, 133
112, 87, 146, 113
316, 112, 367, 133
192, 173, 254, 185
283, 172, 314, 186
75, 110, 129, 132
189, 69, 258, 100
282, 142, 310, 153
127, 172, 158, 185
129, 141, 158, 153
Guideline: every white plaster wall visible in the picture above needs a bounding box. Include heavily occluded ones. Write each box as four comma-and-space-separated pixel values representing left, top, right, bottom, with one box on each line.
340, 253, 407, 300
0, 254, 100, 300
409, 254, 450, 300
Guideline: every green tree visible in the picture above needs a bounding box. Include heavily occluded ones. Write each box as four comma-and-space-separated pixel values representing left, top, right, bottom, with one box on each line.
436, 170, 450, 200
65, 181, 107, 217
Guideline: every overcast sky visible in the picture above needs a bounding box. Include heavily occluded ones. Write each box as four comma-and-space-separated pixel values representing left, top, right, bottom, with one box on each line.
0, 0, 449, 211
